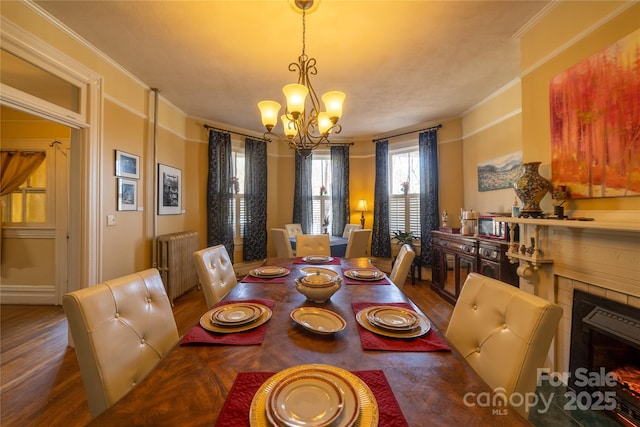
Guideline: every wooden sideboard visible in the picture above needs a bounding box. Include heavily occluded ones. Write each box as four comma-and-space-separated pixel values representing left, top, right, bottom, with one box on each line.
430, 231, 518, 304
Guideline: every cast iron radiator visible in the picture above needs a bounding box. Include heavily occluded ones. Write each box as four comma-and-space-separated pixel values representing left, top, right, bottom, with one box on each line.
156, 230, 199, 304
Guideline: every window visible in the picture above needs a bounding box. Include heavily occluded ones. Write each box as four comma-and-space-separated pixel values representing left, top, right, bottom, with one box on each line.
230, 150, 245, 240
310, 156, 332, 234
389, 149, 421, 236
1, 156, 48, 225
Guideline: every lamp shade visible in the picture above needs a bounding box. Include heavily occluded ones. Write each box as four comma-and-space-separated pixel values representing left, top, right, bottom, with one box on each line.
283, 83, 308, 119
258, 100, 281, 130
281, 114, 297, 138
355, 199, 368, 212
322, 91, 346, 122
317, 112, 332, 135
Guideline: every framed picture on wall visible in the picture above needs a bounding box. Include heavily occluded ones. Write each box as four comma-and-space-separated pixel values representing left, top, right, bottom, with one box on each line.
115, 150, 140, 179
117, 178, 137, 211
157, 163, 182, 215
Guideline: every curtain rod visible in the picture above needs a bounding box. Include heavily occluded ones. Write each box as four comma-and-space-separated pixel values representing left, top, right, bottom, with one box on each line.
372, 124, 442, 143
203, 124, 264, 141
204, 124, 354, 146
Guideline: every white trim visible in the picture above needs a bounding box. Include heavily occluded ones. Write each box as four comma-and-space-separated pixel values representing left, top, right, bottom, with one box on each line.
462, 108, 522, 140
0, 285, 57, 305
1, 228, 55, 239
461, 78, 521, 117
512, 1, 559, 39
103, 93, 147, 120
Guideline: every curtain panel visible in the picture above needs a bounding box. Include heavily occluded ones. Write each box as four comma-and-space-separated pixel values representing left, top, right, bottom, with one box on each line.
371, 140, 391, 257
207, 130, 235, 261
330, 146, 350, 236
292, 154, 313, 233
242, 138, 268, 261
0, 151, 46, 197
418, 129, 439, 267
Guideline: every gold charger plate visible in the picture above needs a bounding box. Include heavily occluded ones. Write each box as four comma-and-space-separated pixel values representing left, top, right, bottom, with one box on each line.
250, 266, 291, 278
199, 304, 272, 334
302, 255, 334, 264
356, 306, 430, 339
344, 269, 386, 282
250, 364, 378, 427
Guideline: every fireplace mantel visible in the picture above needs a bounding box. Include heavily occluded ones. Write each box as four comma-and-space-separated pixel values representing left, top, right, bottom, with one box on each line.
497, 210, 640, 373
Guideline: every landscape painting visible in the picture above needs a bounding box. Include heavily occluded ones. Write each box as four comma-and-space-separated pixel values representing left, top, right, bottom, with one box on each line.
549, 28, 640, 198
477, 151, 522, 192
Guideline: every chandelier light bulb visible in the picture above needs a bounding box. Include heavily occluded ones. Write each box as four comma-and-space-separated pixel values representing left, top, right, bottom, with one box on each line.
283, 83, 308, 118
258, 100, 281, 131
281, 114, 297, 138
321, 91, 346, 122
317, 112, 332, 135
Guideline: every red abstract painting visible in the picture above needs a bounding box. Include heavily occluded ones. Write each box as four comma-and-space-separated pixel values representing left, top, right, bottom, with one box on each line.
549, 29, 640, 198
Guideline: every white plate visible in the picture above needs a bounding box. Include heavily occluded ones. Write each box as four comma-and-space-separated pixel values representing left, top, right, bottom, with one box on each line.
300, 267, 339, 279
249, 266, 290, 278
252, 364, 375, 427
291, 307, 346, 335
302, 256, 333, 264
210, 303, 261, 325
356, 306, 431, 339
366, 306, 420, 331
199, 304, 271, 333
344, 269, 386, 281
270, 374, 344, 427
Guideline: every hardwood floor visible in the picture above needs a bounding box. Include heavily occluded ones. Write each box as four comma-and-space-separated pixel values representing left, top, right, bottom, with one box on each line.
0, 278, 451, 426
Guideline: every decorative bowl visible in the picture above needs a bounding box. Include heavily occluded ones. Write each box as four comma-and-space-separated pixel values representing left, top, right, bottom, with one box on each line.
295, 272, 342, 303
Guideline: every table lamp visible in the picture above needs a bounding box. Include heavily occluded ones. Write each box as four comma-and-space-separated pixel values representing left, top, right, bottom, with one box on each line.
355, 199, 368, 228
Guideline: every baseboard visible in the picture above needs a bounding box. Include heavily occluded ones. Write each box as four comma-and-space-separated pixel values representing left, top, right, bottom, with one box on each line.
0, 285, 57, 305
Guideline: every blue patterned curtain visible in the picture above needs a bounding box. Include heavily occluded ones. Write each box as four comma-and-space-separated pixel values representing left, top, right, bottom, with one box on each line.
292, 153, 313, 233
371, 140, 391, 257
330, 146, 350, 236
207, 130, 234, 261
419, 129, 439, 266
243, 138, 268, 261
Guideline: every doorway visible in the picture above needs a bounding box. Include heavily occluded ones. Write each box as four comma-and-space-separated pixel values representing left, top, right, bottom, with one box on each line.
0, 106, 72, 304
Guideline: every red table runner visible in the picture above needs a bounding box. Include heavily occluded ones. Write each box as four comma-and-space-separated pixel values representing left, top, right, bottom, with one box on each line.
214, 369, 408, 427
341, 267, 390, 285
352, 302, 451, 352
180, 298, 274, 346
240, 273, 291, 284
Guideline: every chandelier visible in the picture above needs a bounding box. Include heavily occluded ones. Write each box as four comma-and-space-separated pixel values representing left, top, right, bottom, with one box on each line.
258, 0, 345, 158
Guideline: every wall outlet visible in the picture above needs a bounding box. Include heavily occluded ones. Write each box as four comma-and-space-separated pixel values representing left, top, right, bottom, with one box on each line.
106, 214, 116, 226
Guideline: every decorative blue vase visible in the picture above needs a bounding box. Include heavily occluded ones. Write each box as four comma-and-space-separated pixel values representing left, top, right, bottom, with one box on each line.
513, 162, 551, 218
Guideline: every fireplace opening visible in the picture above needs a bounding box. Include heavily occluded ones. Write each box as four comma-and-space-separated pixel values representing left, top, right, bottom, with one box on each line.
569, 290, 640, 426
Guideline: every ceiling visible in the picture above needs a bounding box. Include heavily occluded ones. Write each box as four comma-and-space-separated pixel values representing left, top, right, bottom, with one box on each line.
33, 0, 551, 141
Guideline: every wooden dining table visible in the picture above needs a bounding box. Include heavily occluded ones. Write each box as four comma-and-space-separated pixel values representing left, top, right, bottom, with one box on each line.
91, 257, 531, 426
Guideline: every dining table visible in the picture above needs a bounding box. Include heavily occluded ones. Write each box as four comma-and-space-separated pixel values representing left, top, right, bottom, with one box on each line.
90, 257, 531, 426
290, 235, 349, 257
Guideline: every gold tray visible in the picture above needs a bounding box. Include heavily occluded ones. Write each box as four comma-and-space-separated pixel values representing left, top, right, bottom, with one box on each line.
249, 364, 379, 427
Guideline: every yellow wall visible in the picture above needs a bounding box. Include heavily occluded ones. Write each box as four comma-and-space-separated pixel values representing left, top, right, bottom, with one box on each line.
2, 0, 637, 290
520, 1, 639, 212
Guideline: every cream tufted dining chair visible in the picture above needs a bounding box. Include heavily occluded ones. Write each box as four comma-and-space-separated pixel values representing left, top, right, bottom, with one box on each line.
284, 223, 303, 238
344, 229, 372, 258
342, 223, 362, 238
388, 244, 415, 286
271, 228, 294, 258
62, 268, 179, 418
295, 234, 330, 257
446, 273, 563, 419
193, 245, 238, 309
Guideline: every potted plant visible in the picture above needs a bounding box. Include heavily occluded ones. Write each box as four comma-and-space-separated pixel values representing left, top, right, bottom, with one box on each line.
392, 230, 417, 247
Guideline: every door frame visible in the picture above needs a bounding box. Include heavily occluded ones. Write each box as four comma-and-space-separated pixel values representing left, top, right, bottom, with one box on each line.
1, 17, 103, 302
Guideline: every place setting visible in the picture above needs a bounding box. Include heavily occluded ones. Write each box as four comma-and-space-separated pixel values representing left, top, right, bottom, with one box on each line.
242, 266, 292, 283
180, 299, 274, 346
351, 302, 451, 352
341, 268, 389, 285
294, 255, 342, 265
213, 362, 415, 427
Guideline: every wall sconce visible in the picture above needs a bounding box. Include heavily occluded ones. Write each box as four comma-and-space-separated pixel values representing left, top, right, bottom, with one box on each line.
355, 199, 369, 228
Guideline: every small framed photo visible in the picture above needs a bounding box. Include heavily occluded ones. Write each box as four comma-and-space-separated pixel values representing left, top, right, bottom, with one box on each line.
117, 178, 138, 211
115, 150, 140, 179
158, 163, 182, 215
